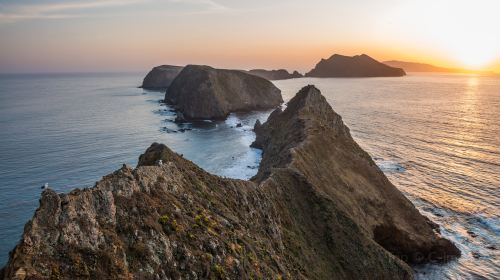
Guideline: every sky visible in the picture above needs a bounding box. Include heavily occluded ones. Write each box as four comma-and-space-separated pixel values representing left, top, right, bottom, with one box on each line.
0, 0, 499, 73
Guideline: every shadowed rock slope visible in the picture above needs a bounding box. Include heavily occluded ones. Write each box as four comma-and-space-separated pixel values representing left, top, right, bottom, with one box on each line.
306, 54, 406, 77
246, 69, 302, 80
141, 65, 183, 89
165, 65, 283, 120
1, 86, 458, 280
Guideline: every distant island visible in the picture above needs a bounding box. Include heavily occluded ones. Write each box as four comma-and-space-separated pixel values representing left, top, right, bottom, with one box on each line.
306, 54, 406, 77
384, 60, 497, 74
246, 69, 302, 80
141, 65, 183, 89
165, 65, 283, 120
142, 66, 302, 90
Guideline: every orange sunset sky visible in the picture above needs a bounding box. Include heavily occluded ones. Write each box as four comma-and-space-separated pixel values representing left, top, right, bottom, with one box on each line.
0, 0, 499, 73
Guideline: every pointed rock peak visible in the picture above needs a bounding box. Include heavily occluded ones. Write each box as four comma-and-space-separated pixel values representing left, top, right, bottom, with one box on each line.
282, 85, 330, 115
137, 142, 179, 167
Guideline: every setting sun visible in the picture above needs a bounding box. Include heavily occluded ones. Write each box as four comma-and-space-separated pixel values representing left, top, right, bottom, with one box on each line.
381, 0, 500, 71
455, 45, 497, 69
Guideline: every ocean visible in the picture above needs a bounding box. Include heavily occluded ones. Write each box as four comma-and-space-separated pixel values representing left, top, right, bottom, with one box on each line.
0, 72, 498, 279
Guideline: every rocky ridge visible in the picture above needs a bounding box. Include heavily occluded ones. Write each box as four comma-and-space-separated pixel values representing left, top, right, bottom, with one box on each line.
1, 86, 459, 280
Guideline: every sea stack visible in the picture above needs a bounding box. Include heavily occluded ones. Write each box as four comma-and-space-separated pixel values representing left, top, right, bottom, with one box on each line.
247, 69, 303, 80
141, 65, 183, 89
165, 65, 283, 120
1, 86, 459, 279
306, 54, 406, 77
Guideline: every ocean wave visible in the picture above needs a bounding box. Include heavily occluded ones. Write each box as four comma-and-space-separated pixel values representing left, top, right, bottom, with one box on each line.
375, 159, 406, 173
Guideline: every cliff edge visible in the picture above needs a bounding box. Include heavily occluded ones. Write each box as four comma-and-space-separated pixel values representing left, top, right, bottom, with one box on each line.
1, 86, 458, 280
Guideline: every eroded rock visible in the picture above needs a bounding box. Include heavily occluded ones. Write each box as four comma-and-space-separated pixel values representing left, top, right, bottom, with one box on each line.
165, 65, 283, 120
1, 86, 458, 280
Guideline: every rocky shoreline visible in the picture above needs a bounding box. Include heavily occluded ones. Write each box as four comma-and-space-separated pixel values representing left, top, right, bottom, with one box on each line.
1, 86, 459, 279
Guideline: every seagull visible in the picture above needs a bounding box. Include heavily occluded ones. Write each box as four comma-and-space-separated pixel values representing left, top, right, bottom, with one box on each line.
41, 183, 49, 190
158, 159, 163, 166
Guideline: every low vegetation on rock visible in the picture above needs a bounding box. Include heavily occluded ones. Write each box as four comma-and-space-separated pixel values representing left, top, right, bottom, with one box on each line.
1, 86, 459, 280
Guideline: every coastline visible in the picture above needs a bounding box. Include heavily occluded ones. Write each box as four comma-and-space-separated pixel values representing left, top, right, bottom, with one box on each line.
0, 72, 498, 278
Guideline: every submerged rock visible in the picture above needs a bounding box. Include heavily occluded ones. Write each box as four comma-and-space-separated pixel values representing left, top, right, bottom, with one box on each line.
141, 65, 183, 89
165, 65, 283, 120
246, 69, 303, 80
1, 86, 458, 279
306, 54, 406, 77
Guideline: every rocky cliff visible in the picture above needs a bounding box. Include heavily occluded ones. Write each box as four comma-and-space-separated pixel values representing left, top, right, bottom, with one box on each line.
141, 65, 183, 89
165, 65, 283, 120
1, 86, 459, 280
306, 54, 406, 77
246, 69, 302, 80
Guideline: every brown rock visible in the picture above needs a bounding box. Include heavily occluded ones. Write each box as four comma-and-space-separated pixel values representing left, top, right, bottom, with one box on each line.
2, 86, 459, 280
306, 54, 406, 77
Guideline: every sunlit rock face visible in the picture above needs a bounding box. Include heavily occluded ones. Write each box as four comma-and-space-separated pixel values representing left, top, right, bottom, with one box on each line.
306, 54, 406, 77
1, 86, 458, 280
165, 65, 283, 120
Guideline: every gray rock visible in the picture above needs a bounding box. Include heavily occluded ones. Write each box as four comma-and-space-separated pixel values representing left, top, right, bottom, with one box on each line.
141, 65, 183, 89
165, 65, 283, 120
246, 69, 303, 80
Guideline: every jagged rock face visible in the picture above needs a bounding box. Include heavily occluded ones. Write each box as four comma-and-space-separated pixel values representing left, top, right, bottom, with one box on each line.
2, 86, 459, 280
306, 54, 406, 77
252, 85, 460, 264
247, 69, 302, 80
165, 65, 283, 120
141, 65, 184, 89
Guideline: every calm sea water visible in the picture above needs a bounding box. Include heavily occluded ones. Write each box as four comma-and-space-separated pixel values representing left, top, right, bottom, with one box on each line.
0, 72, 498, 279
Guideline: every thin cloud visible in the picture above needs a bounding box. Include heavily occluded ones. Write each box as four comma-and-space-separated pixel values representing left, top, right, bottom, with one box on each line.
169, 0, 229, 12
0, 0, 146, 23
0, 0, 230, 23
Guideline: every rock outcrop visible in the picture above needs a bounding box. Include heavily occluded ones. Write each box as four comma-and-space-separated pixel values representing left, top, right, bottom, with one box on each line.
306, 54, 406, 77
165, 65, 283, 120
246, 69, 302, 80
141, 65, 183, 89
1, 86, 459, 280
